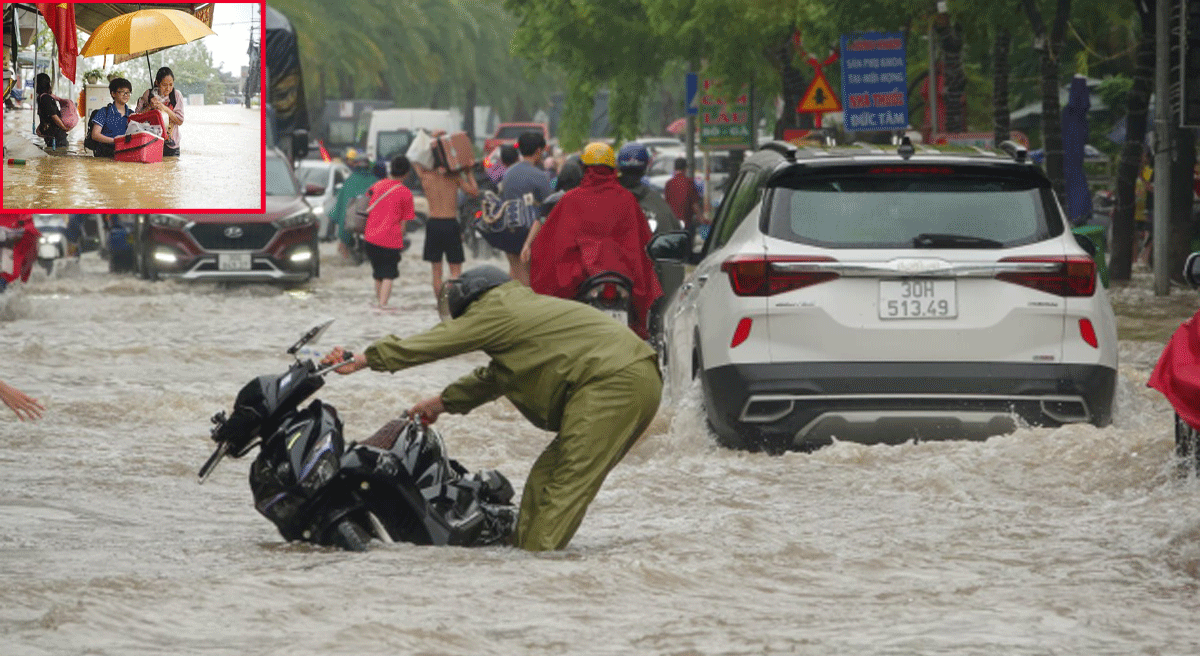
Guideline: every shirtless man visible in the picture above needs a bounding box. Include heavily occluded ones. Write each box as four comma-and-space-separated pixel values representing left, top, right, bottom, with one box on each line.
413, 130, 479, 299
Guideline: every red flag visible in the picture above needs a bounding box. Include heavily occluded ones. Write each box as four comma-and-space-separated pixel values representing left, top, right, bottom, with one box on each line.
35, 3, 78, 84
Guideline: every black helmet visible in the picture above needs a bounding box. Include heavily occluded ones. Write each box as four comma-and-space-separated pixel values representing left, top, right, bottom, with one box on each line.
437, 265, 511, 320
555, 155, 584, 193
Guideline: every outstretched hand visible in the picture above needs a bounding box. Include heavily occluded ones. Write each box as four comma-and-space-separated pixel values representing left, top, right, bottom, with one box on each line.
0, 380, 44, 421
320, 346, 368, 375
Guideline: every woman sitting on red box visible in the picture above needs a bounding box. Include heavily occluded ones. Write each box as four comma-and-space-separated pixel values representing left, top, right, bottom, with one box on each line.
134, 67, 185, 157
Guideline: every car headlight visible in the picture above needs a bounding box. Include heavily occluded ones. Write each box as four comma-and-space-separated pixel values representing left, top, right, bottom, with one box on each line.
273, 209, 316, 230
149, 214, 191, 230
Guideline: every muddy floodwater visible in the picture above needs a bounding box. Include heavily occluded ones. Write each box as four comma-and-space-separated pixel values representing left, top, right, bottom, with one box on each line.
3, 104, 262, 210
3, 241, 1200, 655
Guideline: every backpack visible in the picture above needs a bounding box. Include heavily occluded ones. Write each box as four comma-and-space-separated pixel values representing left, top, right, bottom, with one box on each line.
346, 184, 402, 234
477, 190, 538, 234
39, 93, 79, 131
476, 190, 539, 254
83, 108, 102, 152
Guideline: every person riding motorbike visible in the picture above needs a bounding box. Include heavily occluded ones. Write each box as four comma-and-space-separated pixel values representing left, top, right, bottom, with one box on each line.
616, 142, 680, 237
616, 142, 683, 341
525, 143, 662, 339
321, 265, 662, 551
329, 148, 376, 261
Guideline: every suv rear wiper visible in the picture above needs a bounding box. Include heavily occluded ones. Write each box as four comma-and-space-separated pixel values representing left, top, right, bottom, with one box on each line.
913, 233, 1005, 249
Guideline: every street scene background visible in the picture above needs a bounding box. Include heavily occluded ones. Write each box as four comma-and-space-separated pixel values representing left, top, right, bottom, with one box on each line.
3, 103, 262, 209
2, 241, 1200, 654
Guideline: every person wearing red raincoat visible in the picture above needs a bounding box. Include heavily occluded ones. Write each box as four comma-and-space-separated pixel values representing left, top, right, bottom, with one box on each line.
528, 143, 662, 339
0, 214, 39, 291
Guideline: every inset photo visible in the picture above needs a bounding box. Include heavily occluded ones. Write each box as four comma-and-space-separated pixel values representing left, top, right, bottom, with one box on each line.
3, 2, 263, 210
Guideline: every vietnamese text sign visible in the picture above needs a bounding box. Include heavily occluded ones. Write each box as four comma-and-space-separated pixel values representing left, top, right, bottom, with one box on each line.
840, 32, 908, 131
699, 79, 752, 149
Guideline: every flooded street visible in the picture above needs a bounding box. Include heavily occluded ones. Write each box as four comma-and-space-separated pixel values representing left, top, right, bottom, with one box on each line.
2, 104, 262, 210
3, 242, 1200, 655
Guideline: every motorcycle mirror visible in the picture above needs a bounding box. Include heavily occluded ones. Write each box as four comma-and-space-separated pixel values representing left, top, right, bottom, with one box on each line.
1185, 252, 1200, 289
287, 319, 335, 355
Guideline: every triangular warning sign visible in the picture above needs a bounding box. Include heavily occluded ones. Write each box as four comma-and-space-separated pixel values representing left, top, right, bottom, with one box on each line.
798, 71, 841, 113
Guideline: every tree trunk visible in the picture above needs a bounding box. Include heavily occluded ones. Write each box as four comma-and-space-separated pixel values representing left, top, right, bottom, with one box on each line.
464, 82, 477, 141
993, 28, 1011, 146
937, 20, 967, 133
1168, 129, 1196, 284
1110, 1, 1154, 282
1023, 0, 1073, 204
771, 33, 811, 138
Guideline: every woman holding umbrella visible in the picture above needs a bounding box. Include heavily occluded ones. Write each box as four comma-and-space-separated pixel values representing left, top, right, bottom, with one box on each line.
134, 67, 185, 157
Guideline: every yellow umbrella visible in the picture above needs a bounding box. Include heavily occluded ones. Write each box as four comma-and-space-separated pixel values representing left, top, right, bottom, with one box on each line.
80, 8, 215, 58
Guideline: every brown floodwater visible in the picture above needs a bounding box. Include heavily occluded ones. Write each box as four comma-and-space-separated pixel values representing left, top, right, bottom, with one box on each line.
2, 103, 262, 210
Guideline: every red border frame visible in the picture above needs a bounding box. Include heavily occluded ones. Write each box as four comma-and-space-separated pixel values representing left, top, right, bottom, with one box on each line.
0, 1, 267, 214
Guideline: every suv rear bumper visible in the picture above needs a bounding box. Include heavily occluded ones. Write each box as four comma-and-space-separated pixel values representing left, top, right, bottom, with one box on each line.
701, 361, 1117, 450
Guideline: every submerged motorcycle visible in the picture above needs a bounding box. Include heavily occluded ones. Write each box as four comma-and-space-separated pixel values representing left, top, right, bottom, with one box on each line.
1149, 252, 1200, 474
199, 320, 517, 550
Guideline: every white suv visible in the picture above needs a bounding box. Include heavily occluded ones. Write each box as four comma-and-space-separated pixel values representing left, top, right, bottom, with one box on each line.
649, 140, 1118, 452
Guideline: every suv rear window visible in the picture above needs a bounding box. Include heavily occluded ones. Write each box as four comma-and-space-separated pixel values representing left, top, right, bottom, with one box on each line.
766, 169, 1062, 248
496, 126, 540, 139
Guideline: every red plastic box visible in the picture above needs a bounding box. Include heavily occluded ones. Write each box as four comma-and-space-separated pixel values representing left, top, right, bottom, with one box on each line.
114, 132, 164, 163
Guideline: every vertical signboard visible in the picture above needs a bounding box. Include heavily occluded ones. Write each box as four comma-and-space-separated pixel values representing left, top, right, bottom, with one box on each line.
698, 79, 753, 149
1184, 0, 1200, 127
840, 32, 908, 132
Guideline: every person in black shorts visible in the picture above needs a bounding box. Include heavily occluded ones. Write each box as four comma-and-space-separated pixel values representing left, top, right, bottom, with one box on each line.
413, 137, 479, 299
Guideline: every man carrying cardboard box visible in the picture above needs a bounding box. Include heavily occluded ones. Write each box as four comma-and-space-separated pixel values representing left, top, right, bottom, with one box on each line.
413, 130, 479, 300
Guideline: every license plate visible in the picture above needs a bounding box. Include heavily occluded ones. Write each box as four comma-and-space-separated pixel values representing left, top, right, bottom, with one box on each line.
218, 252, 252, 271
879, 279, 957, 319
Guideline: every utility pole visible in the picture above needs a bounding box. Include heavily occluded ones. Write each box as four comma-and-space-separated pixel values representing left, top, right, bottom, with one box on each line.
1153, 0, 1173, 295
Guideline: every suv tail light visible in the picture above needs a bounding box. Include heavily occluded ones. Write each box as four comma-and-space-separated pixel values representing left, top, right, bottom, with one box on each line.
720, 255, 839, 296
995, 256, 1096, 297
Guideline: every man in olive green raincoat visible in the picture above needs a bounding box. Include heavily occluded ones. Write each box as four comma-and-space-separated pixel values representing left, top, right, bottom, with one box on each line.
322, 265, 661, 551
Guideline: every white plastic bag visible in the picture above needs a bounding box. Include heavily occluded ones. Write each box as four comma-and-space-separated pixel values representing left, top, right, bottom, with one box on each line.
406, 129, 435, 170
125, 121, 164, 139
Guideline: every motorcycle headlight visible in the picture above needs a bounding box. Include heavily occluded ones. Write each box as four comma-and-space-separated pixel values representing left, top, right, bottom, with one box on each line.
273, 210, 316, 230
298, 432, 338, 492
40, 233, 63, 244
149, 214, 191, 230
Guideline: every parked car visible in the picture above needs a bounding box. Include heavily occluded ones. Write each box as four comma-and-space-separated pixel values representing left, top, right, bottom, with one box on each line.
483, 122, 548, 153
296, 159, 351, 239
647, 140, 1118, 452
140, 148, 320, 283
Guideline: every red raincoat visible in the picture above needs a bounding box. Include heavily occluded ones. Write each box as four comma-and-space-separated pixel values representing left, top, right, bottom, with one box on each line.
1149, 308, 1200, 430
0, 214, 39, 288
530, 167, 662, 338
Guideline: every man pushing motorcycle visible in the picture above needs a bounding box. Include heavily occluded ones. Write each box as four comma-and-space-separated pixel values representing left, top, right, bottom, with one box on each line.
321, 265, 661, 551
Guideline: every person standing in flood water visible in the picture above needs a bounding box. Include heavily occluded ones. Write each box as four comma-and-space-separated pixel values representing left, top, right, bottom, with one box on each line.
362, 155, 416, 310
84, 78, 133, 158
413, 130, 479, 300
35, 73, 68, 150
134, 67, 185, 157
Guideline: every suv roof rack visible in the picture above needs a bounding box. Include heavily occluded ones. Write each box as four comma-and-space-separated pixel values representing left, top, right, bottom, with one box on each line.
758, 140, 797, 162
998, 140, 1028, 163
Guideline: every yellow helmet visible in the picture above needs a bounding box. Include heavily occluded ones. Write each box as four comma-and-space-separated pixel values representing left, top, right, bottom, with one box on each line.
580, 142, 616, 168
344, 147, 367, 166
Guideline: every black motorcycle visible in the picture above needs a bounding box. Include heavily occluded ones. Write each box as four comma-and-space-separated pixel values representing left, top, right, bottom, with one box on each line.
199, 320, 517, 550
